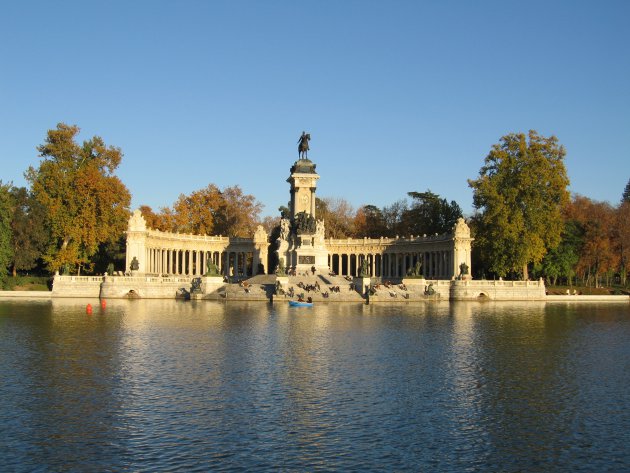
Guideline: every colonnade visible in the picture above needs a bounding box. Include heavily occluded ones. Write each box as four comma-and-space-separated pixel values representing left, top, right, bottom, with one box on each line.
327, 249, 453, 279
144, 247, 258, 277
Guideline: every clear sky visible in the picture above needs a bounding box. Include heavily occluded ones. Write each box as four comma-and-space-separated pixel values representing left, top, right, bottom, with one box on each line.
1, 0, 628, 217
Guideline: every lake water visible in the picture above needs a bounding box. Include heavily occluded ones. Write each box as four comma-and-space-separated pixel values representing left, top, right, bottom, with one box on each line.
1, 299, 629, 472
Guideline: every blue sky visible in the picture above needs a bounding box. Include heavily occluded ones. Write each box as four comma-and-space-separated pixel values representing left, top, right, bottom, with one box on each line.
1, 0, 628, 217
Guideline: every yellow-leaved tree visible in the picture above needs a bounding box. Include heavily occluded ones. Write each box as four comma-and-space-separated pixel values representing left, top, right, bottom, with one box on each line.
26, 123, 131, 274
468, 130, 570, 279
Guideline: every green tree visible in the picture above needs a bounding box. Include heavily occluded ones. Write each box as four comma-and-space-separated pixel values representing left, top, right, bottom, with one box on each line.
0, 182, 14, 286
540, 220, 582, 285
622, 178, 630, 204
354, 204, 387, 238
615, 202, 630, 286
26, 123, 131, 273
402, 190, 463, 236
9, 187, 49, 276
468, 130, 570, 279
92, 235, 127, 275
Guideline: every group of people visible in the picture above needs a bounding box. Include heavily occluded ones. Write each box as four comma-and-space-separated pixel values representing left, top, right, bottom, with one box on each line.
296, 280, 320, 293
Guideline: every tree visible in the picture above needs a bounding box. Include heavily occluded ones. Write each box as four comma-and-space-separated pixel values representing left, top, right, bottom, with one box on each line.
26, 123, 131, 273
382, 199, 408, 237
564, 195, 617, 287
138, 205, 164, 231
353, 205, 387, 238
170, 184, 224, 234
468, 130, 570, 279
615, 202, 630, 286
622, 178, 630, 204
213, 185, 263, 237
260, 215, 280, 235
540, 220, 582, 286
9, 187, 49, 276
316, 197, 354, 238
401, 190, 462, 236
153, 184, 262, 238
0, 182, 13, 286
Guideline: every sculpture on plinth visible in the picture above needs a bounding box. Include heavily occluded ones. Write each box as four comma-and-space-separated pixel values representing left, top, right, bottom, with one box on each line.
293, 211, 316, 234
130, 257, 139, 273
205, 260, 220, 276
191, 277, 203, 294
406, 261, 423, 278
279, 218, 291, 240
359, 259, 369, 277
298, 131, 311, 160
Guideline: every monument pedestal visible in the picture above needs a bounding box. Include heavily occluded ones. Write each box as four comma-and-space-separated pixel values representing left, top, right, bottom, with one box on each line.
289, 232, 329, 273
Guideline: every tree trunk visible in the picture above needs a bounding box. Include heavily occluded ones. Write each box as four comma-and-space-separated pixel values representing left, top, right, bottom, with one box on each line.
523, 264, 529, 281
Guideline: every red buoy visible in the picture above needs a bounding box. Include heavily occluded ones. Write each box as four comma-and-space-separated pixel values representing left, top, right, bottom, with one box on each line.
86, 304, 93, 315
100, 299, 107, 309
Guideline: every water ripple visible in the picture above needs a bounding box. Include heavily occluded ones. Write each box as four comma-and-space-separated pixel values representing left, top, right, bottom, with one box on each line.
1, 300, 629, 471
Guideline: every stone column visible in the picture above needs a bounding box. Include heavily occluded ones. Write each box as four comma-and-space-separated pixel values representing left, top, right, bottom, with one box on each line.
402, 253, 407, 278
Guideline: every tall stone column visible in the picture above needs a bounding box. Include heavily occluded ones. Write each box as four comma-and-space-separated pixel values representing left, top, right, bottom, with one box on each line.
452, 218, 474, 278
125, 210, 150, 274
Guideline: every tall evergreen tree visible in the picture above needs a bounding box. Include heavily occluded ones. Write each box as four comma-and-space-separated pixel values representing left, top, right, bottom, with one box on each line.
622, 178, 630, 204
402, 190, 462, 236
0, 182, 14, 286
9, 187, 49, 276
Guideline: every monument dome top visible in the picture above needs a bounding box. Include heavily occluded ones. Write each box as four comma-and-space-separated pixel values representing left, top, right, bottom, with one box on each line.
290, 158, 317, 174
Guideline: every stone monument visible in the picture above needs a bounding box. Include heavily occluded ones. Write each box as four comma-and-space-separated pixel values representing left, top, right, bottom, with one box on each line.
276, 133, 329, 273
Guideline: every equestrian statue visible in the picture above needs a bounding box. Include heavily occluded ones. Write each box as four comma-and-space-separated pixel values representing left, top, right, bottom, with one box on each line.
298, 131, 310, 159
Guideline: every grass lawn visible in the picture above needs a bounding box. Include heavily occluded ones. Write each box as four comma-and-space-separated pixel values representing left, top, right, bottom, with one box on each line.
3, 276, 51, 291
546, 285, 629, 296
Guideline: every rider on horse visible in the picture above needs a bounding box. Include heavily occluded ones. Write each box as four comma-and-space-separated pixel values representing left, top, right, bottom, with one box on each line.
298, 131, 310, 159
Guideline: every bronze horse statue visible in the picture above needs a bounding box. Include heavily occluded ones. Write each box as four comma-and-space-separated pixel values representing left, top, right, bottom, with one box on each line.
298, 132, 310, 159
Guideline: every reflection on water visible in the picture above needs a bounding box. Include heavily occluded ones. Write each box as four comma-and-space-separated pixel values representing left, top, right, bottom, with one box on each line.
1, 299, 629, 471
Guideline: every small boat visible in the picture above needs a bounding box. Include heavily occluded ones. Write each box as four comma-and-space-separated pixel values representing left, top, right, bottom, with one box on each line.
289, 300, 313, 307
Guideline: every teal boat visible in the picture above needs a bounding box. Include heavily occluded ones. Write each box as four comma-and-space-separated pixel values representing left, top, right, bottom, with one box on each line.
289, 300, 313, 307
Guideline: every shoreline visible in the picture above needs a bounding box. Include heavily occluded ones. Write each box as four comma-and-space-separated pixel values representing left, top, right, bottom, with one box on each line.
0, 290, 627, 303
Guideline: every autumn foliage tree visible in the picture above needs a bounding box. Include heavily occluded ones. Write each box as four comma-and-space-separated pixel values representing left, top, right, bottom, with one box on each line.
564, 195, 619, 287
316, 197, 355, 238
353, 205, 388, 238
468, 130, 570, 279
148, 184, 262, 238
26, 124, 131, 273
